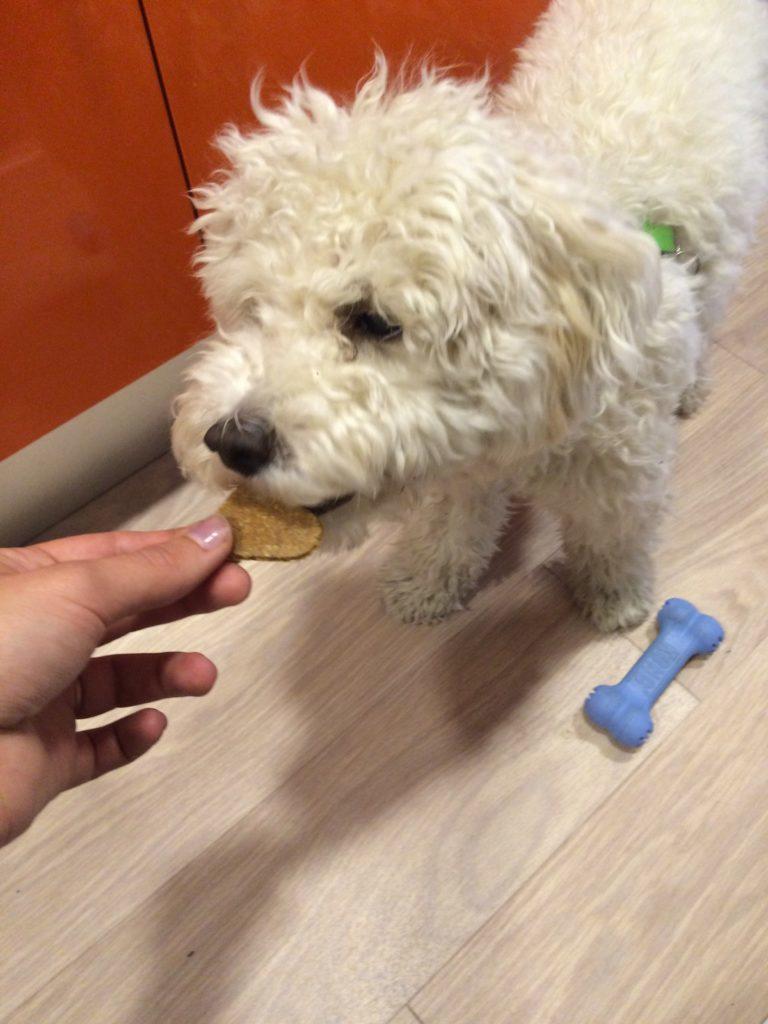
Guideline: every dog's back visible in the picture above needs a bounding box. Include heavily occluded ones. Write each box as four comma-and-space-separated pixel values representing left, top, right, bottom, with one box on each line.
501, 0, 768, 266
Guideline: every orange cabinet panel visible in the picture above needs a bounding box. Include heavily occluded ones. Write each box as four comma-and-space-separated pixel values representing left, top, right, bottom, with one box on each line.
143, 0, 548, 187
0, 1, 205, 460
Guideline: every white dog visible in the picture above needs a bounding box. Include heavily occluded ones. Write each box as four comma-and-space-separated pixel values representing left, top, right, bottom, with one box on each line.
172, 0, 768, 631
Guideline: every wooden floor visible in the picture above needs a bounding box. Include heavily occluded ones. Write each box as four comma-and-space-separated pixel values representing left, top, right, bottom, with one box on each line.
1, 220, 767, 1024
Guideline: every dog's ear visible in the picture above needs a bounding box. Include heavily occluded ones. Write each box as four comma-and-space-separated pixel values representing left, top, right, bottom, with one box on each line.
508, 165, 663, 444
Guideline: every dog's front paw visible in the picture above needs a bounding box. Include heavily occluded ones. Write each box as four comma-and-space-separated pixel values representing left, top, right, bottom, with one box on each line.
380, 564, 470, 625
563, 557, 654, 632
572, 581, 653, 633
317, 504, 370, 553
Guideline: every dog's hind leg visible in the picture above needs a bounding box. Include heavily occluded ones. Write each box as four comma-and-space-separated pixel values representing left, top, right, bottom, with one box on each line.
678, 250, 752, 417
380, 477, 511, 625
677, 355, 711, 418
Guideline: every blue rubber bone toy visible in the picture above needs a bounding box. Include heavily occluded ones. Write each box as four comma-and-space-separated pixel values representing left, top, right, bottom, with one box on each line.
584, 598, 724, 748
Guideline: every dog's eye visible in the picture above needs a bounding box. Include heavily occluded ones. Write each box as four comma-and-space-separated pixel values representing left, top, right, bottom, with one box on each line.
353, 311, 402, 340
340, 305, 402, 342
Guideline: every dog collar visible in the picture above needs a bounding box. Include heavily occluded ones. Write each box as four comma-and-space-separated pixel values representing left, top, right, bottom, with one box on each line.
643, 220, 677, 254
643, 219, 700, 272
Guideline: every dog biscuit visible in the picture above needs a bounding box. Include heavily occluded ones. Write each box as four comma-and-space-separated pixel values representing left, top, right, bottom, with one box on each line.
218, 487, 322, 561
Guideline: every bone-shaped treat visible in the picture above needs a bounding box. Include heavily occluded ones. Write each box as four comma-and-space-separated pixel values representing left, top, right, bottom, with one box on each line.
584, 598, 724, 748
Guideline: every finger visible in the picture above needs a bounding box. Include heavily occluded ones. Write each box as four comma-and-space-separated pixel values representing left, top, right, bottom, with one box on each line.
103, 562, 251, 642
0, 529, 182, 577
76, 651, 217, 717
72, 708, 168, 786
32, 528, 181, 564
58, 515, 234, 630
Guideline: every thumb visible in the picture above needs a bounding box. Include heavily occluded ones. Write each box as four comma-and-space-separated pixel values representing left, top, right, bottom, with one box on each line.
69, 515, 234, 628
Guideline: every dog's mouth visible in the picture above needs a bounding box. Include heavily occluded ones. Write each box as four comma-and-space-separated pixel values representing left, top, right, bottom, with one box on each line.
305, 494, 355, 516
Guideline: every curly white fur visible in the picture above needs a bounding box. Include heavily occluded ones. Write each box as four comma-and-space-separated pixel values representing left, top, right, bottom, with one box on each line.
173, 0, 768, 631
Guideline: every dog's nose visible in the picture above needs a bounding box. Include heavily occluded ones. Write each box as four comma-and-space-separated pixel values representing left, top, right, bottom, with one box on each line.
203, 416, 276, 476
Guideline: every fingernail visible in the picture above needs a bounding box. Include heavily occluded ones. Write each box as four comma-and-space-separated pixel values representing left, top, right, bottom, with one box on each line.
185, 515, 231, 550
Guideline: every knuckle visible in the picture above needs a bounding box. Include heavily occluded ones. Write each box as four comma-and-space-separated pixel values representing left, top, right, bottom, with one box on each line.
43, 565, 110, 639
0, 547, 55, 574
137, 542, 184, 576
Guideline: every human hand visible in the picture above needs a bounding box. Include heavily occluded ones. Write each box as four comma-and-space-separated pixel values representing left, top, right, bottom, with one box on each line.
0, 516, 251, 845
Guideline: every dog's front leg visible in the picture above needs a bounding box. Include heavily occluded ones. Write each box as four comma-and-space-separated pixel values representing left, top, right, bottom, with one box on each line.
560, 483, 666, 633
380, 477, 511, 625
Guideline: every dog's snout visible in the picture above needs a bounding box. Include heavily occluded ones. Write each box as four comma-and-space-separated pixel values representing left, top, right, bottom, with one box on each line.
203, 416, 276, 476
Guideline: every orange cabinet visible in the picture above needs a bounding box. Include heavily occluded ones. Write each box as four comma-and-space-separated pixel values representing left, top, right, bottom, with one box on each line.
143, 0, 548, 187
0, 2, 205, 461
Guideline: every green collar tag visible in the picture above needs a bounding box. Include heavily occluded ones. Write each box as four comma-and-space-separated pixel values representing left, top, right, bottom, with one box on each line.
643, 219, 677, 255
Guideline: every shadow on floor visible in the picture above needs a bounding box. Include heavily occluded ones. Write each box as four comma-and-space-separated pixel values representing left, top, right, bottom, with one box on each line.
128, 509, 592, 1024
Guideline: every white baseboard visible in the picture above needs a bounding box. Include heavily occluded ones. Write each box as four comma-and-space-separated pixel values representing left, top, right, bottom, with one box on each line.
0, 341, 206, 547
